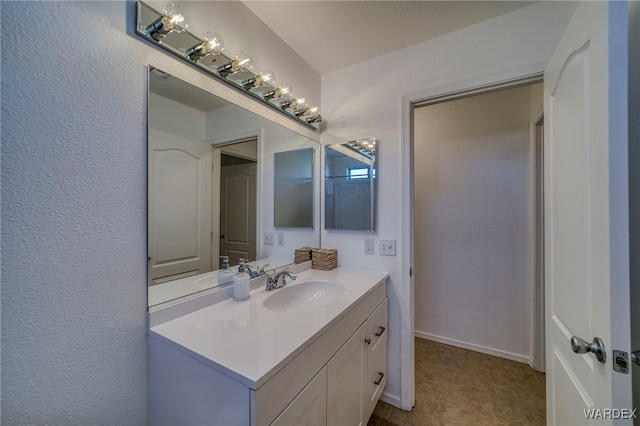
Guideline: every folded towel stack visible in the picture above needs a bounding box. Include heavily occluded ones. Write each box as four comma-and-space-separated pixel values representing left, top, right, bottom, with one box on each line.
311, 248, 338, 270
294, 246, 313, 264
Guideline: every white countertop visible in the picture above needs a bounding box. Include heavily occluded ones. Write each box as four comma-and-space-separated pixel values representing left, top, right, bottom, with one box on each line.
149, 267, 388, 389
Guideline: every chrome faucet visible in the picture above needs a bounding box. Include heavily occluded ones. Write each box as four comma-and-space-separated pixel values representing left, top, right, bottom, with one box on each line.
265, 269, 297, 291
245, 263, 270, 278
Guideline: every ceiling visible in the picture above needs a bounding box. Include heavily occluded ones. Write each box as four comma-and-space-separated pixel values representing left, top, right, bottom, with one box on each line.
242, 1, 536, 75
149, 67, 231, 112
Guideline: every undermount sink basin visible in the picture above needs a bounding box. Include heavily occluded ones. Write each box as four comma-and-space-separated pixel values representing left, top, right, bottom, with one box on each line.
263, 280, 345, 313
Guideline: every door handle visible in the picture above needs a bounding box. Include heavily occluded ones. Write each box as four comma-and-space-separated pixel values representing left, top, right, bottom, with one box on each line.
375, 326, 386, 337
632, 351, 640, 367
571, 336, 606, 363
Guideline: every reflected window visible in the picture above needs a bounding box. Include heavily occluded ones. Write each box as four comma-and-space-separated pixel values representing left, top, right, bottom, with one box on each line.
348, 167, 369, 180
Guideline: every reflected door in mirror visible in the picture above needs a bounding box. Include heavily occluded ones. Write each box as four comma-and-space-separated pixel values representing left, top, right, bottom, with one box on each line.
149, 129, 212, 283
220, 160, 257, 267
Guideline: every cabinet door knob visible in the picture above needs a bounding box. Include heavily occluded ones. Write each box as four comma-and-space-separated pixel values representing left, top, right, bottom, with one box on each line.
374, 372, 384, 386
365, 338, 371, 345
375, 326, 386, 337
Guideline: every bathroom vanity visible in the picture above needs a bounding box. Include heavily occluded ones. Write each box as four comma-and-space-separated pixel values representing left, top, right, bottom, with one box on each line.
148, 267, 389, 425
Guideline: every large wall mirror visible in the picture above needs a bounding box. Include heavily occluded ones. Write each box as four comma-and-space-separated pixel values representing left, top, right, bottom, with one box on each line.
325, 138, 377, 231
148, 66, 320, 307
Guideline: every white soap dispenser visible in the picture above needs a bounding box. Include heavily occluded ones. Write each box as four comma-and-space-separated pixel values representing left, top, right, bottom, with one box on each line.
218, 256, 234, 286
233, 258, 251, 301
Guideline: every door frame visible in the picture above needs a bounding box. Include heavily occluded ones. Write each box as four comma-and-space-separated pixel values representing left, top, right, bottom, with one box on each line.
208, 128, 264, 268
400, 62, 546, 410
529, 112, 546, 372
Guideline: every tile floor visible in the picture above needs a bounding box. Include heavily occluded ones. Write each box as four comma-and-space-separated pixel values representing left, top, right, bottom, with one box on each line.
368, 338, 546, 426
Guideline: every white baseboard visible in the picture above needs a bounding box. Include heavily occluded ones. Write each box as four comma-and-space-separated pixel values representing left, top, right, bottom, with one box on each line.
380, 391, 403, 410
414, 331, 529, 364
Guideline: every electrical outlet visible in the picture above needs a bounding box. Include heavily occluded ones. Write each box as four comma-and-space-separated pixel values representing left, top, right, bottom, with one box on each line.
264, 232, 275, 245
380, 238, 396, 256
277, 232, 285, 246
364, 237, 374, 254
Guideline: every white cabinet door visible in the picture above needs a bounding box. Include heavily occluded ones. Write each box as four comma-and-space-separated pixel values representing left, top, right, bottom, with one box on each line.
271, 367, 327, 426
327, 322, 367, 426
544, 1, 632, 424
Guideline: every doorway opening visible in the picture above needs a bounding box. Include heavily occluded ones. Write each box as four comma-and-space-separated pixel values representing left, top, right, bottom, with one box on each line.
409, 80, 545, 421
212, 138, 258, 269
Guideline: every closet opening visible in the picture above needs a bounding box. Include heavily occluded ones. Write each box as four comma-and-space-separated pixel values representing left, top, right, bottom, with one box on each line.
409, 80, 545, 422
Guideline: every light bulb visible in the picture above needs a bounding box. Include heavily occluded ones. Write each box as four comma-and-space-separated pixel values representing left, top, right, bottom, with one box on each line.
146, 3, 188, 40
232, 52, 253, 72
242, 69, 276, 90
263, 82, 292, 100
203, 31, 224, 54
161, 3, 188, 32
217, 51, 253, 77
293, 94, 307, 110
257, 69, 275, 86
186, 31, 224, 60
298, 106, 319, 117
279, 83, 293, 99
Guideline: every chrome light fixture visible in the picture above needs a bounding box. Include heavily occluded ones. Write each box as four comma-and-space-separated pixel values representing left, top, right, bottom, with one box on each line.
280, 94, 306, 111
241, 69, 275, 90
216, 51, 253, 77
305, 111, 322, 124
186, 31, 224, 61
146, 3, 188, 40
137, 1, 323, 128
263, 83, 292, 101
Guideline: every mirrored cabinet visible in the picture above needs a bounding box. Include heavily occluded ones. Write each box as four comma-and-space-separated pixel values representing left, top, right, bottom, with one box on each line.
324, 138, 377, 231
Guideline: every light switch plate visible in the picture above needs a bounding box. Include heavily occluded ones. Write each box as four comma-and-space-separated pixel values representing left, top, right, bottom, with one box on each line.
380, 239, 396, 256
264, 232, 275, 245
277, 232, 285, 246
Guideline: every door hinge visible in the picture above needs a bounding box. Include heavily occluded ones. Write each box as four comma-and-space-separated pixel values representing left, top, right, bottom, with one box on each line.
410, 268, 413, 277
613, 350, 629, 374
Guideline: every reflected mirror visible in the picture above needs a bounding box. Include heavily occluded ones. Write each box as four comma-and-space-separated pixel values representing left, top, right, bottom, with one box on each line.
324, 138, 377, 231
148, 66, 319, 307
274, 148, 314, 228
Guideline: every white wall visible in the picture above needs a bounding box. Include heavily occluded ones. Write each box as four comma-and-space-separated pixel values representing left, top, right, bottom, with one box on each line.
413, 85, 535, 362
320, 1, 576, 406
0, 1, 319, 423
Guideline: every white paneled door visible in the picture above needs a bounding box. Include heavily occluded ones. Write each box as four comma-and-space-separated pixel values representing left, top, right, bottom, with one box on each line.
219, 162, 257, 267
148, 129, 212, 283
544, 1, 632, 424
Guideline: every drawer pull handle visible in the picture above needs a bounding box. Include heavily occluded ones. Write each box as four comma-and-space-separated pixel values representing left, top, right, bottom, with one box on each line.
365, 338, 372, 345
375, 327, 386, 337
374, 373, 385, 386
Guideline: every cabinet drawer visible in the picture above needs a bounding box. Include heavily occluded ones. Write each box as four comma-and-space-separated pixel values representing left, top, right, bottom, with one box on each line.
367, 299, 388, 357
367, 340, 387, 400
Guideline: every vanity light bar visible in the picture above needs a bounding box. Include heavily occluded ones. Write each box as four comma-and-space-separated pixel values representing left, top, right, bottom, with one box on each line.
137, 1, 322, 129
